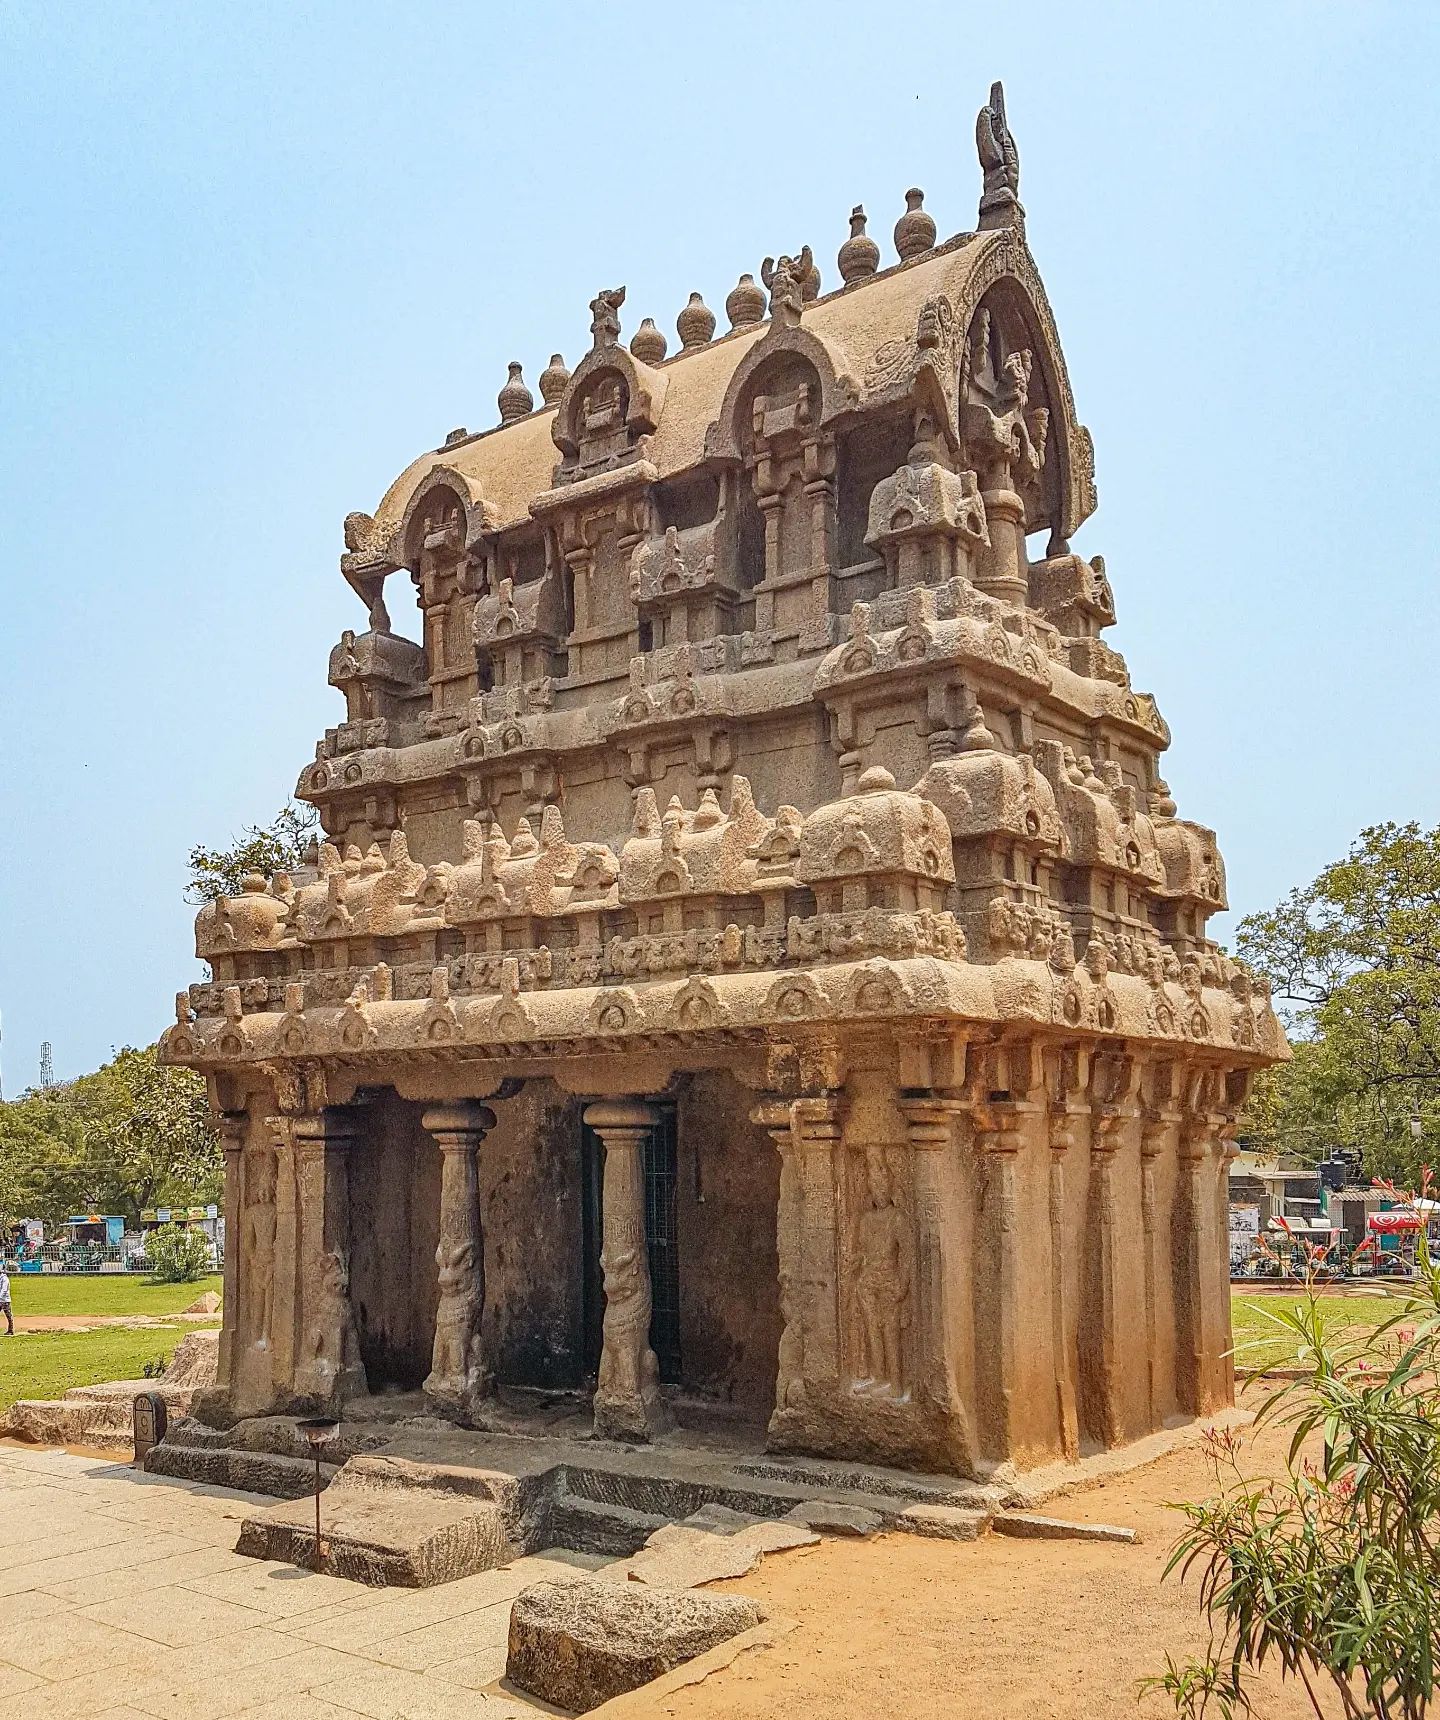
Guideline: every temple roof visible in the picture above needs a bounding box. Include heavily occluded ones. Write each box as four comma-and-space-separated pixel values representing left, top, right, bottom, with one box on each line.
354, 224, 1083, 551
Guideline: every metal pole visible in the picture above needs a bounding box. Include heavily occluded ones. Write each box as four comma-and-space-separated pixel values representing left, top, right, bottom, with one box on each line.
313, 1451, 322, 1569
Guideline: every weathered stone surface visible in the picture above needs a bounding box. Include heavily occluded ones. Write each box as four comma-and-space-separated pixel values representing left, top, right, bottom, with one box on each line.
897, 1503, 989, 1541
992, 1510, 1138, 1545
185, 1290, 223, 1315
2, 1331, 220, 1453
506, 1578, 764, 1712
784, 1499, 883, 1537
607, 1504, 818, 1588
156, 74, 1285, 1492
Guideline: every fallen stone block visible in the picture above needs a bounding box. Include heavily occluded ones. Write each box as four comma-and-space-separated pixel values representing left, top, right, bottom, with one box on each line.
606, 1504, 818, 1588
992, 1511, 1137, 1545
184, 1291, 222, 1316
783, 1499, 883, 1537
507, 1578, 764, 1712
896, 1502, 988, 1541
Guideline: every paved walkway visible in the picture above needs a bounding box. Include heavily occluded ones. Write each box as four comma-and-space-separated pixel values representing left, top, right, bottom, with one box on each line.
0, 1440, 596, 1718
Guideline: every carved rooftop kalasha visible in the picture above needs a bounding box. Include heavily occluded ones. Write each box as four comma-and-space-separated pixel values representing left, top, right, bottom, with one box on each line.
164, 83, 1285, 1480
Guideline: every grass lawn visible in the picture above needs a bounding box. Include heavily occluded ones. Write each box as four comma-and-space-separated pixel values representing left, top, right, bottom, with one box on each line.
0, 1324, 219, 1415
1, 1273, 222, 1319
1231, 1288, 1412, 1370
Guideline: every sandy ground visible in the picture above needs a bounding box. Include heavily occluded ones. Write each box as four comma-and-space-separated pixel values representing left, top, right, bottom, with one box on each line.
633, 1403, 1317, 1720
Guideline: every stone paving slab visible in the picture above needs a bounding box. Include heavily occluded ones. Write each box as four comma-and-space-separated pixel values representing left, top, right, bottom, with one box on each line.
0, 1443, 600, 1718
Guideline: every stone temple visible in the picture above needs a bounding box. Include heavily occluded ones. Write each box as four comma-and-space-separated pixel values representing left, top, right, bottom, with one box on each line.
163, 83, 1285, 1485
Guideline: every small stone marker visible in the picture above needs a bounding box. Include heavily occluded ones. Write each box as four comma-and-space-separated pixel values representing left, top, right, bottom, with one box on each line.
132, 1390, 167, 1462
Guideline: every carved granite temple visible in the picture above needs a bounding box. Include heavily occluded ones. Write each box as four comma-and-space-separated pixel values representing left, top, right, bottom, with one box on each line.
163, 84, 1285, 1480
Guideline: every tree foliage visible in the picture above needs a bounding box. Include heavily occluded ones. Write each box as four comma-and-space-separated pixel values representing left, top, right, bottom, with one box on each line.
1238, 823, 1440, 1180
0, 1045, 219, 1230
1149, 1203, 1440, 1719
145, 1223, 212, 1283
185, 800, 317, 904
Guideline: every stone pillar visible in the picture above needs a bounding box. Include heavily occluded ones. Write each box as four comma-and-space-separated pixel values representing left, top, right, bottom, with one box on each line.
421, 1101, 496, 1420
1139, 1114, 1172, 1430
790, 1096, 844, 1384
216, 1110, 247, 1389
755, 1101, 806, 1418
1047, 1107, 1083, 1461
972, 1105, 1025, 1459
899, 1097, 972, 1471
291, 1107, 366, 1406
975, 487, 1027, 605
1177, 1116, 1225, 1414
583, 1100, 671, 1442
269, 1117, 299, 1393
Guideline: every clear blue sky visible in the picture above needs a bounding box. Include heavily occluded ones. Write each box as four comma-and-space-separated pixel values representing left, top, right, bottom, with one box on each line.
2, 2, 1436, 1084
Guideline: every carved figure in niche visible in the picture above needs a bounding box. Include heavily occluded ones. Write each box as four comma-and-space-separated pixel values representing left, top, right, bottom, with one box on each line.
311, 1249, 359, 1386
853, 1150, 911, 1393
775, 1254, 806, 1410
760, 248, 813, 327
589, 286, 625, 350
243, 1141, 278, 1349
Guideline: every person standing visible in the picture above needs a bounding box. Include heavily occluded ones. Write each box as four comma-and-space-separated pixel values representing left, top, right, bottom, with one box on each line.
0, 1262, 13, 1335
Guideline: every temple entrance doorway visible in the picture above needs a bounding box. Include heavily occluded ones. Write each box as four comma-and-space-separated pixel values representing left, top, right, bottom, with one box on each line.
580, 1102, 682, 1386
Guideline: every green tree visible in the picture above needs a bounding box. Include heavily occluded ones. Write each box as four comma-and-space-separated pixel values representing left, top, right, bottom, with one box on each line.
186, 800, 317, 904
0, 1045, 219, 1230
1238, 822, 1440, 1182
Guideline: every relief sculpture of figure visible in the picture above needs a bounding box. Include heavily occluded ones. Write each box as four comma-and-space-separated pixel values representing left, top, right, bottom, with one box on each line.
598, 1235, 657, 1405
428, 1236, 485, 1409
312, 1248, 359, 1391
854, 1150, 911, 1394
243, 1143, 278, 1350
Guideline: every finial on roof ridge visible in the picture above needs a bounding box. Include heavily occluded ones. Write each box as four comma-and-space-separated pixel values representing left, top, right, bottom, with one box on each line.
725, 273, 765, 331
676, 291, 716, 349
838, 205, 880, 283
498, 362, 533, 424
894, 189, 936, 261
539, 353, 570, 404
630, 317, 667, 364
976, 79, 1024, 234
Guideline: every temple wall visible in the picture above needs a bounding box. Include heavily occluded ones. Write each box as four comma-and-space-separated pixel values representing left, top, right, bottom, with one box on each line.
478, 1081, 585, 1390
674, 1071, 782, 1414
348, 1090, 439, 1391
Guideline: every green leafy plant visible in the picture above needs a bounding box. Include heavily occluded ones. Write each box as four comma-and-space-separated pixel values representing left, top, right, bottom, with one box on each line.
140, 1352, 169, 1379
186, 800, 317, 905
145, 1224, 211, 1284
1148, 1182, 1440, 1718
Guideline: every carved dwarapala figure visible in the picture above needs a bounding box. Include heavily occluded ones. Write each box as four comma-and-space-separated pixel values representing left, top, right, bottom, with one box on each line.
853, 1150, 912, 1393
312, 1248, 359, 1387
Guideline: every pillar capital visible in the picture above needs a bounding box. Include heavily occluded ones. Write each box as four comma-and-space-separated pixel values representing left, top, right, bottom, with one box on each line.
292, 1105, 366, 1153
898, 1095, 965, 1148
422, 1101, 497, 1147
582, 1099, 659, 1136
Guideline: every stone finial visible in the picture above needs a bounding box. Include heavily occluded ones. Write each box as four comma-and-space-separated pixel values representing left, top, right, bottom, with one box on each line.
894, 189, 936, 260
443, 427, 469, 447
589, 286, 626, 349
539, 353, 570, 404
676, 291, 716, 349
630, 317, 668, 364
498, 362, 533, 423
725, 272, 766, 330
976, 79, 1023, 232
838, 205, 880, 283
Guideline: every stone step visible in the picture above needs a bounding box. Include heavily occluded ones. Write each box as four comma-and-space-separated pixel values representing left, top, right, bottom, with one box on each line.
547, 1487, 670, 1556
236, 1453, 527, 1586
145, 1441, 335, 1499
4, 1380, 206, 1456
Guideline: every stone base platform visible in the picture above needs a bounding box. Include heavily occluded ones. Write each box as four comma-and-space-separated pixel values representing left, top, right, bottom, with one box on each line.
149, 1402, 1013, 1586
2, 1330, 220, 1454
